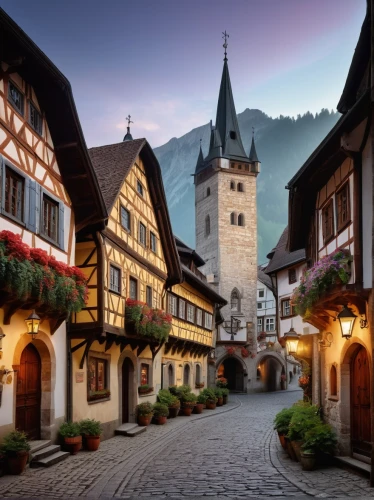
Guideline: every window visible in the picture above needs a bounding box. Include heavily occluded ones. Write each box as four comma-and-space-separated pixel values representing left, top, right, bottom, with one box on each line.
288, 268, 297, 284
230, 163, 235, 169
257, 302, 264, 309
141, 364, 149, 385
205, 215, 210, 236
146, 286, 152, 307
330, 365, 337, 397
336, 183, 350, 231
150, 232, 157, 253
121, 206, 130, 232
237, 183, 244, 192
238, 213, 245, 226
230, 131, 236, 140
231, 289, 240, 311
8, 81, 24, 115
88, 356, 109, 400
230, 212, 237, 225
129, 277, 138, 300
29, 102, 43, 135
42, 194, 59, 242
139, 222, 146, 246
137, 180, 144, 196
187, 303, 195, 323
195, 364, 201, 384
206, 187, 211, 196
322, 199, 334, 244
109, 265, 121, 293
258, 289, 265, 298
5, 166, 24, 221
265, 317, 275, 332
196, 308, 203, 326
168, 364, 174, 387
168, 294, 177, 316
204, 312, 213, 330
230, 181, 236, 190
238, 164, 242, 170
183, 364, 190, 385
178, 299, 186, 320
257, 317, 263, 333
281, 299, 295, 317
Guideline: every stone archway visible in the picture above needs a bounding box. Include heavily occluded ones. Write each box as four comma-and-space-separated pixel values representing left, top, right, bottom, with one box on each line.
256, 352, 286, 392
13, 331, 56, 439
340, 339, 371, 457
217, 355, 246, 392
118, 349, 138, 424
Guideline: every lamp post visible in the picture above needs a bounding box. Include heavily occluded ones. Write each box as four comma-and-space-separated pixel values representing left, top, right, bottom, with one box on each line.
337, 306, 357, 340
25, 310, 41, 340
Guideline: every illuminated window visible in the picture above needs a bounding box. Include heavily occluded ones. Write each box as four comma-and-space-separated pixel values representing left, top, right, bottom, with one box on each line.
330, 365, 337, 396
141, 364, 149, 385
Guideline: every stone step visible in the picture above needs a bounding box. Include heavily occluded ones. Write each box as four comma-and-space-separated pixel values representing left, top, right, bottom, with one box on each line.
31, 445, 61, 462
30, 450, 70, 468
336, 456, 371, 475
115, 423, 146, 437
28, 440, 52, 454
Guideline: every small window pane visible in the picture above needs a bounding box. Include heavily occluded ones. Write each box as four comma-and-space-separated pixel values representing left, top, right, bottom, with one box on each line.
88, 356, 109, 399
179, 299, 186, 320
42, 194, 59, 242
29, 102, 43, 135
110, 265, 121, 293
121, 207, 130, 231
146, 286, 152, 307
187, 304, 195, 323
8, 81, 24, 115
137, 180, 144, 196
196, 309, 203, 326
139, 222, 146, 246
257, 302, 263, 309
204, 313, 212, 330
5, 167, 24, 220
288, 268, 297, 284
257, 317, 263, 332
258, 289, 265, 298
129, 277, 137, 300
265, 318, 275, 331
150, 232, 157, 253
168, 294, 177, 316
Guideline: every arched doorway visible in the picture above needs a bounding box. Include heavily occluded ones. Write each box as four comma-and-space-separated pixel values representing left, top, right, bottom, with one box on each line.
122, 358, 134, 423
351, 345, 371, 457
16, 343, 41, 439
221, 357, 244, 392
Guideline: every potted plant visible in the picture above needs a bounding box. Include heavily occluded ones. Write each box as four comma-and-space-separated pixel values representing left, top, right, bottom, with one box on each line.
138, 384, 154, 395
195, 382, 205, 389
157, 389, 180, 418
214, 388, 223, 406
59, 422, 82, 455
0, 430, 30, 475
181, 392, 197, 416
201, 388, 217, 409
194, 393, 207, 414
216, 377, 228, 388
287, 405, 321, 461
152, 403, 169, 424
273, 407, 295, 450
136, 402, 154, 426
79, 419, 102, 451
221, 388, 229, 405
301, 423, 337, 470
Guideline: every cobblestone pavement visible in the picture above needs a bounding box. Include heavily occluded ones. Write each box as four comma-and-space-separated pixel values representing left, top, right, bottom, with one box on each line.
1, 391, 374, 499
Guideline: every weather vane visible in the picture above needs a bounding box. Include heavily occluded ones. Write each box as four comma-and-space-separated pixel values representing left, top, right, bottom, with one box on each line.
126, 114, 133, 127
252, 126, 255, 138
222, 30, 229, 60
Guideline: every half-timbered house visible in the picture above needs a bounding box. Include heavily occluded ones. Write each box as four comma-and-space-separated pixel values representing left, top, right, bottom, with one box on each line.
286, 1, 374, 473
0, 9, 106, 441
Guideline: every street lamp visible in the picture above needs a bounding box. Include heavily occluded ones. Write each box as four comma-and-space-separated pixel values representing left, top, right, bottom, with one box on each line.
337, 306, 357, 340
25, 310, 41, 340
283, 326, 300, 355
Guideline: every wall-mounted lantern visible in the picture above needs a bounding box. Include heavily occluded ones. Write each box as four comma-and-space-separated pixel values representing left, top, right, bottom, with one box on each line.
337, 306, 357, 340
283, 326, 300, 355
25, 310, 41, 340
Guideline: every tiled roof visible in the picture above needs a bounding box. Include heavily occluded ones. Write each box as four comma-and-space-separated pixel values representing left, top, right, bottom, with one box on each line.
265, 227, 305, 274
258, 266, 273, 291
88, 139, 146, 211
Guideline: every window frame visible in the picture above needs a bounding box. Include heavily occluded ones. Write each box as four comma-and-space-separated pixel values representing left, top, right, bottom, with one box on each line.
109, 264, 121, 295
137, 180, 144, 197
178, 298, 186, 320
257, 302, 264, 310
139, 221, 147, 246
168, 293, 177, 316
146, 286, 153, 307
280, 298, 295, 318
29, 101, 43, 136
150, 231, 157, 253
257, 317, 263, 333
3, 164, 26, 224
39, 187, 64, 249
187, 303, 195, 324
87, 352, 110, 403
120, 205, 131, 233
196, 308, 203, 327
321, 198, 334, 245
41, 192, 59, 244
204, 312, 213, 330
8, 80, 24, 116
265, 317, 275, 332
140, 363, 149, 386
336, 181, 351, 232
288, 268, 297, 284
258, 289, 265, 299
238, 213, 245, 226
129, 276, 138, 300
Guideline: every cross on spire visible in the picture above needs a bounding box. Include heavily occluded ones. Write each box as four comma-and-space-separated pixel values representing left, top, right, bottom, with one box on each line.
222, 30, 229, 60
126, 114, 133, 127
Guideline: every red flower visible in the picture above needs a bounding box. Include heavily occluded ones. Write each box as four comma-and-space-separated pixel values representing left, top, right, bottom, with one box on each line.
241, 347, 250, 358
0, 230, 30, 261
30, 248, 49, 266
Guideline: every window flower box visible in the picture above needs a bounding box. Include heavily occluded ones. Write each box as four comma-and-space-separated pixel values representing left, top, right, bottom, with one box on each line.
88, 390, 111, 402
0, 231, 88, 317
138, 385, 154, 395
125, 298, 172, 343
195, 382, 205, 389
291, 249, 352, 319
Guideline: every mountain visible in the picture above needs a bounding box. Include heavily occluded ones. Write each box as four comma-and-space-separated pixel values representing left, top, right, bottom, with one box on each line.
153, 108, 340, 262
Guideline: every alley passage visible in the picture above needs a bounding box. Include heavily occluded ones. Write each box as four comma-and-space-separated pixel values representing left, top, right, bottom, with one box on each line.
1, 391, 374, 498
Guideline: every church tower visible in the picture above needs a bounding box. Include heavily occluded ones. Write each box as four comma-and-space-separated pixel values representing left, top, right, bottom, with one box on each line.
194, 33, 260, 392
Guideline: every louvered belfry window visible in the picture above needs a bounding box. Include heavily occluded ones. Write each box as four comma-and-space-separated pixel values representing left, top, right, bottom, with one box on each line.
322, 199, 334, 244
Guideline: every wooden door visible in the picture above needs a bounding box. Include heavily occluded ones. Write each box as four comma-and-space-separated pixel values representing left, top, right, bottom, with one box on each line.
122, 358, 133, 423
351, 346, 371, 457
16, 344, 41, 440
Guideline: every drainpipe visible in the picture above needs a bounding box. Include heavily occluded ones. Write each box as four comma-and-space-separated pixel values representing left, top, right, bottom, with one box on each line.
161, 362, 166, 390
66, 324, 72, 422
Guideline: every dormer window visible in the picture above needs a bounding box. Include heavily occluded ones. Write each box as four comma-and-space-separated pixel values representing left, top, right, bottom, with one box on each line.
8, 81, 24, 116
230, 131, 236, 140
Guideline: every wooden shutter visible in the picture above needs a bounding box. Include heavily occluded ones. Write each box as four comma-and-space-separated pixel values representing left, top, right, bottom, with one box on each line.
24, 176, 30, 228
27, 180, 38, 233
59, 202, 65, 250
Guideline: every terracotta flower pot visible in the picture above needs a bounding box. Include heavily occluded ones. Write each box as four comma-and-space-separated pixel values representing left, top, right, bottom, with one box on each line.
291, 440, 303, 462
137, 415, 152, 426
285, 438, 297, 461
300, 452, 316, 471
277, 433, 287, 450
193, 403, 204, 414
85, 435, 100, 451
222, 395, 228, 405
205, 400, 216, 410
182, 405, 194, 416
217, 397, 223, 406
64, 436, 82, 455
153, 416, 167, 425
7, 451, 29, 475
168, 406, 179, 418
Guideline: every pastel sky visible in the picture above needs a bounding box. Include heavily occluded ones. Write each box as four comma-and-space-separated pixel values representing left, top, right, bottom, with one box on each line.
1, 0, 366, 148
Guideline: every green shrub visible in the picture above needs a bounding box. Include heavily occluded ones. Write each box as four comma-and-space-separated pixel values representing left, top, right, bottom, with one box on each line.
287, 405, 321, 441
200, 388, 217, 402
136, 402, 154, 417
157, 389, 179, 407
302, 423, 337, 455
273, 407, 297, 435
197, 393, 208, 404
214, 388, 223, 398
182, 392, 197, 404
221, 388, 229, 397
59, 422, 81, 438
168, 385, 178, 396
0, 430, 30, 456
153, 403, 169, 417
79, 419, 102, 436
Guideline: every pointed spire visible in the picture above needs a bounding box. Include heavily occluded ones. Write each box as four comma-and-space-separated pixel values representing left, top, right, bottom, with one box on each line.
249, 127, 259, 162
123, 114, 134, 142
194, 139, 205, 174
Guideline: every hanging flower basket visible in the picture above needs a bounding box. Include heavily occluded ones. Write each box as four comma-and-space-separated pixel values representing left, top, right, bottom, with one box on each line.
0, 231, 88, 317
125, 298, 171, 343
291, 249, 352, 319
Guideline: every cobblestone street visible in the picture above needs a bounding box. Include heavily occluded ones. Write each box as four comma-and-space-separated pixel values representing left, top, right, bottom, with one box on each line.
1, 391, 374, 499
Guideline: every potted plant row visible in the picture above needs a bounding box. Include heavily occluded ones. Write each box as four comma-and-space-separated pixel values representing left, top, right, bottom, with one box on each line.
59, 418, 102, 455
157, 389, 180, 418
0, 430, 30, 475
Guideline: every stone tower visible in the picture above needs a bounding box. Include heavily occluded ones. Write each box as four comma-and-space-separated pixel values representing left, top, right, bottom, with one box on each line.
194, 40, 260, 392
